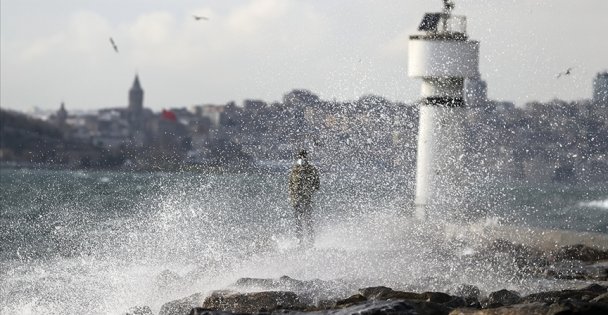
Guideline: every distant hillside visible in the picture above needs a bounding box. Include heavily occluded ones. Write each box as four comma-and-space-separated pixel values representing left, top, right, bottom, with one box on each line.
0, 109, 124, 167
0, 109, 65, 161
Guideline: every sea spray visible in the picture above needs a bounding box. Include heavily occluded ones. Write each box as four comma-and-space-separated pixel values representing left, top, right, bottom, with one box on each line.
1, 169, 606, 314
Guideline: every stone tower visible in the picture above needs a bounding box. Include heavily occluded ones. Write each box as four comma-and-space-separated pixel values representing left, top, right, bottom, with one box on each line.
128, 74, 144, 135
56, 102, 68, 127
129, 75, 144, 112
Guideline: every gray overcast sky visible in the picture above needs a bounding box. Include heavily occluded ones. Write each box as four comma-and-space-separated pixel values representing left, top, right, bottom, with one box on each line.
1, 0, 607, 112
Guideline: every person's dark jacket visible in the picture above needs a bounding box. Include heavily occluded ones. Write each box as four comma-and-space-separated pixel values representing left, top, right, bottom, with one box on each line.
288, 161, 320, 208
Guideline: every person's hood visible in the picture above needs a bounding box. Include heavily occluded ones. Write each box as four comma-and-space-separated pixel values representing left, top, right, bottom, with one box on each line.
296, 159, 309, 165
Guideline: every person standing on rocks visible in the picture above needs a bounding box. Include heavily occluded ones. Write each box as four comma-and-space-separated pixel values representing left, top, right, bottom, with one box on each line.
288, 149, 320, 246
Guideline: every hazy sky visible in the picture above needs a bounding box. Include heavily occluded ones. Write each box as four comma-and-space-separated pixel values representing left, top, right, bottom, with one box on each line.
1, 0, 607, 112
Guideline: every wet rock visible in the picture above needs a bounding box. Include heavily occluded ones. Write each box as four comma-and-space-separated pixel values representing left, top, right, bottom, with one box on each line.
549, 244, 608, 262
355, 286, 461, 314
358, 286, 426, 301
452, 284, 481, 301
231, 276, 351, 302
424, 292, 454, 304
522, 286, 605, 304
358, 286, 394, 299
450, 302, 550, 315
582, 261, 608, 281
202, 290, 306, 313
580, 283, 607, 293
125, 305, 154, 315
442, 297, 467, 309
405, 300, 451, 315
542, 259, 608, 281
188, 308, 246, 315
590, 292, 608, 304
451, 284, 481, 307
412, 276, 454, 292
358, 286, 461, 309
195, 299, 429, 315
543, 260, 589, 280
548, 298, 608, 314
316, 299, 341, 310
159, 292, 206, 315
232, 276, 319, 292
484, 289, 521, 307
335, 294, 366, 307
233, 277, 277, 289
326, 300, 417, 315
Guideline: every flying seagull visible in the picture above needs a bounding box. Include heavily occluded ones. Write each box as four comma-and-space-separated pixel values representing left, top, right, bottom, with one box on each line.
109, 37, 119, 53
556, 67, 573, 78
193, 15, 209, 21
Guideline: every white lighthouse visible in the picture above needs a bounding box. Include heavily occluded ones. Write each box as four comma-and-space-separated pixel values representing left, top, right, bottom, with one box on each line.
408, 0, 479, 220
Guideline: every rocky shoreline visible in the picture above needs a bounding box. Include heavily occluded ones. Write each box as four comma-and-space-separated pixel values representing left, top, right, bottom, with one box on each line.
124, 242, 608, 315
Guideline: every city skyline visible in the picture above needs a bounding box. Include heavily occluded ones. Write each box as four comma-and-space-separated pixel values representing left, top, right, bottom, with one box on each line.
1, 0, 607, 112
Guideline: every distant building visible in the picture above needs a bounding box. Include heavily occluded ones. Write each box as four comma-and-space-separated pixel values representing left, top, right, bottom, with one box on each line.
48, 102, 69, 130
86, 75, 150, 149
593, 71, 608, 105
56, 102, 68, 126
94, 108, 130, 148
125, 74, 154, 147
244, 99, 266, 111
464, 77, 488, 108
127, 75, 145, 137
191, 104, 224, 128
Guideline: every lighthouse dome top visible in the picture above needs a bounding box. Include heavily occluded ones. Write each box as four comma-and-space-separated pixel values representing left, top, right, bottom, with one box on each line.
418, 13, 466, 34
415, 0, 467, 39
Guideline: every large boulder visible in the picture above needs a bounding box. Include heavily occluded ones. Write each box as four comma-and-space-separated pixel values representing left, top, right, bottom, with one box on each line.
230, 276, 351, 302
543, 259, 608, 281
188, 309, 248, 315
403, 300, 452, 315
356, 286, 460, 314
549, 244, 608, 262
548, 299, 608, 314
330, 300, 417, 315
335, 294, 367, 307
359, 286, 461, 305
484, 289, 521, 307
522, 285, 606, 304
451, 284, 481, 307
202, 290, 305, 313
591, 292, 608, 304
450, 302, 550, 315
159, 293, 206, 315
358, 286, 428, 301
193, 300, 417, 315
452, 300, 608, 314
452, 284, 481, 301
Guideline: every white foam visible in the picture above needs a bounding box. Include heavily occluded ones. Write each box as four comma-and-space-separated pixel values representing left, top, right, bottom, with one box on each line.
578, 198, 608, 210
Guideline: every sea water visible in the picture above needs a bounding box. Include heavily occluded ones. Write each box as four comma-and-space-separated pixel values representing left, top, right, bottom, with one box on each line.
0, 168, 606, 314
